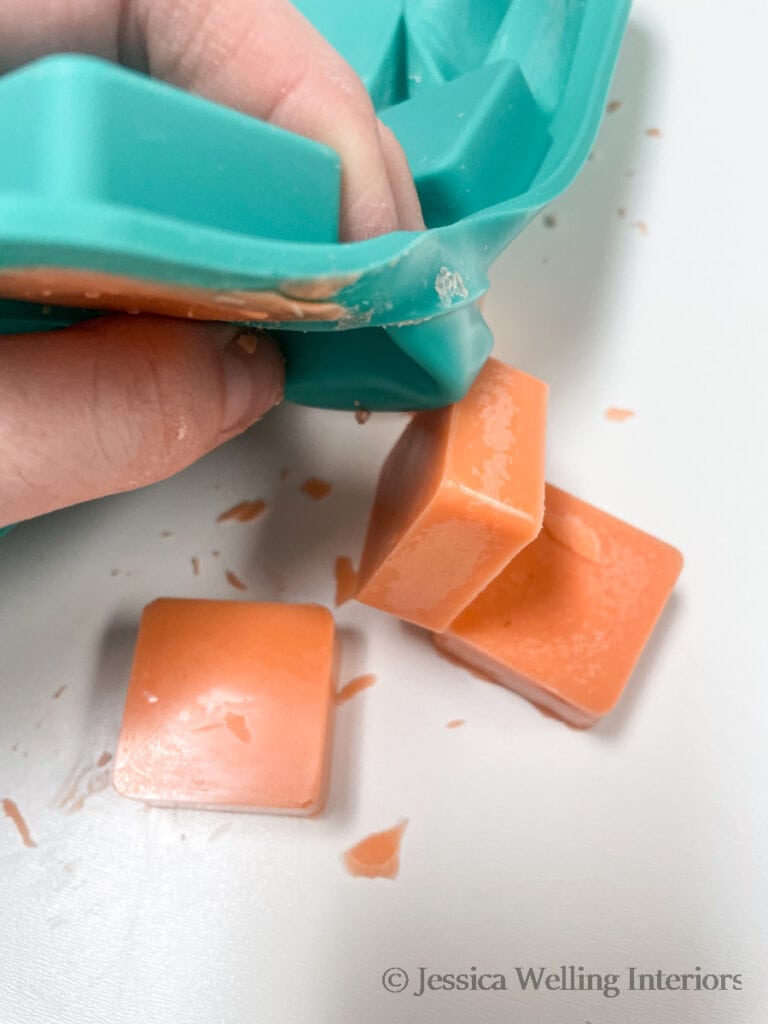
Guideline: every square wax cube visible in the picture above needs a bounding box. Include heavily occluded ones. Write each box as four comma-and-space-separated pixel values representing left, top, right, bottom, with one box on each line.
112, 599, 335, 814
434, 485, 683, 727
355, 358, 548, 631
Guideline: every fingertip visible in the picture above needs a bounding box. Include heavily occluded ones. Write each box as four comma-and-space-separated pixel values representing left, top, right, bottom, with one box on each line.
377, 121, 426, 233
219, 332, 284, 438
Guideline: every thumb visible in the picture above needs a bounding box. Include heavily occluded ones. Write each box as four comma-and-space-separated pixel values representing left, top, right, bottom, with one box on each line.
0, 315, 283, 527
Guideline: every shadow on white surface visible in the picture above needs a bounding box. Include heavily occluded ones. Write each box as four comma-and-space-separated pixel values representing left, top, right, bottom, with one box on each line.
594, 591, 684, 742
486, 22, 657, 387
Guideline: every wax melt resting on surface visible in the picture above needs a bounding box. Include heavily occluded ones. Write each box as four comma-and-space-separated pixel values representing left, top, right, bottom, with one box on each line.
355, 359, 547, 631
112, 599, 335, 813
434, 485, 683, 727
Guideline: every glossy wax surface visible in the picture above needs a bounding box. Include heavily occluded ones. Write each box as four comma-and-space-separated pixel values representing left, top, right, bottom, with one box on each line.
436, 485, 683, 726
356, 358, 547, 631
113, 599, 335, 813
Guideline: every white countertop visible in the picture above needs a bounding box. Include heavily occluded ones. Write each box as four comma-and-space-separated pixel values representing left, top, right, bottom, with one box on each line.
1, 2, 766, 1021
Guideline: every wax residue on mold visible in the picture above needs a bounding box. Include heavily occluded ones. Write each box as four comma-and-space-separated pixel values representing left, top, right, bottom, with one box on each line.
334, 557, 358, 606
606, 100, 623, 113
605, 407, 635, 423
631, 220, 649, 236
217, 500, 267, 523
446, 719, 466, 729
191, 557, 201, 576
543, 214, 557, 229
354, 404, 371, 425
645, 127, 662, 138
225, 569, 248, 591
161, 530, 174, 538
2, 798, 36, 848
52, 686, 66, 700
617, 207, 626, 218
435, 266, 468, 308
344, 819, 408, 880
336, 673, 376, 704
301, 478, 332, 501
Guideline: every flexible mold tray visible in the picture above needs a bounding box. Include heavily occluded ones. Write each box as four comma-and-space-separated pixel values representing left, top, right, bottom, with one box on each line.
0, 0, 630, 411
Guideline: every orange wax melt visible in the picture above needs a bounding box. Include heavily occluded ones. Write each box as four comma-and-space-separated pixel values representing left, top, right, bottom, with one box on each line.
355, 359, 548, 631
434, 485, 683, 727
112, 599, 335, 813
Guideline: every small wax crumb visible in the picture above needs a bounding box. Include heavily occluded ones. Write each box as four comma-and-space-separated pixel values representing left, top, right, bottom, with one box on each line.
544, 512, 604, 564
301, 478, 332, 501
110, 569, 120, 577
211, 550, 221, 558
446, 719, 465, 729
631, 220, 649, 236
605, 407, 635, 423
543, 214, 557, 229
353, 403, 371, 425
217, 500, 267, 523
645, 127, 662, 138
2, 798, 36, 848
334, 556, 359, 606
225, 569, 248, 591
161, 531, 173, 538
606, 100, 623, 113
336, 673, 377, 705
235, 334, 258, 355
344, 819, 408, 880
96, 752, 112, 768
191, 557, 201, 576
617, 207, 626, 218
280, 468, 289, 480
52, 686, 66, 700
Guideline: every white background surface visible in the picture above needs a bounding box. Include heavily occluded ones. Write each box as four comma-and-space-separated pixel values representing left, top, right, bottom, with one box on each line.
2, 2, 767, 1022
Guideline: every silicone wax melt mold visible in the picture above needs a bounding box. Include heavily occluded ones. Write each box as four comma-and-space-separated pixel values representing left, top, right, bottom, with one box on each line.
0, 0, 630, 412
112, 600, 336, 814
355, 358, 548, 631
434, 486, 684, 728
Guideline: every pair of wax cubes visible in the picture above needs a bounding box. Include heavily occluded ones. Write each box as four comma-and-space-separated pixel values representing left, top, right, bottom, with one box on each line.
354, 359, 683, 727
113, 360, 682, 813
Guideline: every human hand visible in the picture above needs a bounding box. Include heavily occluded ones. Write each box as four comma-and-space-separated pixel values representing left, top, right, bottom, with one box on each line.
0, 0, 424, 528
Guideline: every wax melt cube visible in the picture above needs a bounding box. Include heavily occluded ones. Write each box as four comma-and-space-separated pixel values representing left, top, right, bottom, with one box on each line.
112, 599, 335, 813
355, 358, 548, 631
434, 485, 683, 727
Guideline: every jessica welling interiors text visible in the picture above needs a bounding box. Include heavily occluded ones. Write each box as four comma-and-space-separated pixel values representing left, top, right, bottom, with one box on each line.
380, 965, 744, 998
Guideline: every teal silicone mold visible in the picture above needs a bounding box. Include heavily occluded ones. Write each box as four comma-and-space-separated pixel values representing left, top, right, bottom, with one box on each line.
0, 0, 630, 411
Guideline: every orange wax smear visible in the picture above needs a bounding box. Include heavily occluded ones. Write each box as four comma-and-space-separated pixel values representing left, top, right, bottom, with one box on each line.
217, 500, 267, 523
0, 266, 347, 323
2, 798, 36, 848
605, 407, 635, 422
344, 819, 408, 879
356, 359, 548, 631
225, 569, 248, 591
301, 478, 332, 501
446, 719, 465, 729
435, 485, 683, 728
336, 673, 376, 704
334, 556, 358, 606
113, 599, 336, 813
